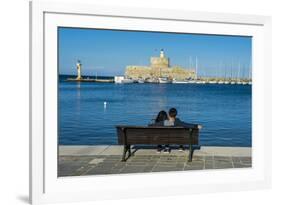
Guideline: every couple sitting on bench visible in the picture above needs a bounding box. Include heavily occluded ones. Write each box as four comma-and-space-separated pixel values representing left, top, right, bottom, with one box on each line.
149, 108, 202, 153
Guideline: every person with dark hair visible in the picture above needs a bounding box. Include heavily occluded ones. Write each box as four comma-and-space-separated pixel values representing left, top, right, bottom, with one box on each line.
149, 110, 168, 153
163, 108, 202, 153
163, 108, 177, 126
155, 110, 168, 126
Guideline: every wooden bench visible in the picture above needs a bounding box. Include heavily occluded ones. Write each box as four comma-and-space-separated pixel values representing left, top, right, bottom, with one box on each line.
116, 125, 199, 162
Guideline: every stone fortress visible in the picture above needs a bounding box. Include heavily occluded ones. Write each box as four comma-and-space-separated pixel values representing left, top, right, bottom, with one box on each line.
125, 49, 196, 80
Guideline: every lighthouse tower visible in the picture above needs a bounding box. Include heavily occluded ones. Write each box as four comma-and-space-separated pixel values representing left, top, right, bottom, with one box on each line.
150, 49, 169, 69
76, 60, 82, 80
160, 49, 165, 58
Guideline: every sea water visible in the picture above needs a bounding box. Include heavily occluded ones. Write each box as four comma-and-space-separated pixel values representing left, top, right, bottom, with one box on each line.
59, 76, 252, 147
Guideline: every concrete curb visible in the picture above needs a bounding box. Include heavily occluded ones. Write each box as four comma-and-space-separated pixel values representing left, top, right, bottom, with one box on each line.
59, 145, 251, 157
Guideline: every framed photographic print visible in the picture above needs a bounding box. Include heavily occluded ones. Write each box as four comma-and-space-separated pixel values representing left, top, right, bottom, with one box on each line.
30, 0, 271, 204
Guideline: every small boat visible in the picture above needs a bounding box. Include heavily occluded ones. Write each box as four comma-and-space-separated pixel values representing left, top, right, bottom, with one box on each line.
186, 80, 196, 84
224, 81, 230, 84
172, 79, 189, 84
146, 78, 158, 83
158, 77, 172, 83
218, 81, 224, 84
208, 81, 217, 84
230, 81, 236, 85
137, 79, 145, 83
121, 78, 134, 84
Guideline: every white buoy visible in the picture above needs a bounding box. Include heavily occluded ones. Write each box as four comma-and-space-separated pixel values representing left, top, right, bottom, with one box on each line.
104, 101, 107, 108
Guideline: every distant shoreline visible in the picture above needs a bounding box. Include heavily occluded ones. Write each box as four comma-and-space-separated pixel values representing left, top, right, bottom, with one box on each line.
59, 74, 114, 78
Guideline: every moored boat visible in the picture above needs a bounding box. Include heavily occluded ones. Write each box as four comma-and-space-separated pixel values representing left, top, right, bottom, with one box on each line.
172, 79, 189, 84
121, 78, 134, 83
159, 77, 172, 83
146, 78, 158, 83
208, 81, 217, 84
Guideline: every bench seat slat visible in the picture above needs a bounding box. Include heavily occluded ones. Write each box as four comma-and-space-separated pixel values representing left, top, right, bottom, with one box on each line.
116, 126, 199, 145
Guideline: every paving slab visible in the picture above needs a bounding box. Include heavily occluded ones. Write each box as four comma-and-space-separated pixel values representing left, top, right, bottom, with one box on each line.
58, 145, 252, 177
196, 146, 251, 157
59, 145, 109, 156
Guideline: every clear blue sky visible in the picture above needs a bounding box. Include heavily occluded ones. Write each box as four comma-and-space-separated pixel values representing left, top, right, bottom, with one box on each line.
59, 27, 252, 78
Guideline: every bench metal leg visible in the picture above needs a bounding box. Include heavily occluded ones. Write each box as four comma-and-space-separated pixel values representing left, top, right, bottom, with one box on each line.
128, 145, 131, 157
188, 144, 193, 162
122, 145, 128, 161
121, 145, 131, 162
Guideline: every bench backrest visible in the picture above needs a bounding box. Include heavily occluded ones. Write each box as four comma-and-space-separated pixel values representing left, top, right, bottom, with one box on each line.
116, 126, 199, 145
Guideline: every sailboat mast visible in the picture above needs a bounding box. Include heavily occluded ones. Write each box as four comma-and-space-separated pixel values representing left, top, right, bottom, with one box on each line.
238, 62, 240, 81
248, 63, 251, 80
195, 56, 198, 79
230, 60, 233, 80
224, 62, 227, 79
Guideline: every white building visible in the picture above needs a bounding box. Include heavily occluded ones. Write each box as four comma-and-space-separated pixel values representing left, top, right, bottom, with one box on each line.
114, 76, 125, 83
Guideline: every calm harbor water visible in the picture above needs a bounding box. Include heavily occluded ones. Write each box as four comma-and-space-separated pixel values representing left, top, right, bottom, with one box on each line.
59, 76, 252, 147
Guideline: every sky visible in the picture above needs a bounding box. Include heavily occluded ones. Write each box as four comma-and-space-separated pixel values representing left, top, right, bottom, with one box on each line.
58, 27, 252, 78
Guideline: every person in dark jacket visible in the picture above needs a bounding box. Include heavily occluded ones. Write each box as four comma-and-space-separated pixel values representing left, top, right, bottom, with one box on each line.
165, 108, 198, 128
163, 108, 202, 153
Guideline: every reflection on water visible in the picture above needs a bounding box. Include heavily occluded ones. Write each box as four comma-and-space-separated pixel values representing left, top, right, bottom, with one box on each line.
59, 82, 252, 147
75, 82, 81, 114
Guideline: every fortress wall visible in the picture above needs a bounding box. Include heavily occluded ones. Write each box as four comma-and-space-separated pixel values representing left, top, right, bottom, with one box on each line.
125, 65, 196, 80
125, 66, 152, 79
150, 57, 169, 69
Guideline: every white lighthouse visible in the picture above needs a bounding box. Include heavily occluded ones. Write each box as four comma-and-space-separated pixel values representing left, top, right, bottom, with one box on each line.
160, 49, 165, 58
76, 60, 82, 80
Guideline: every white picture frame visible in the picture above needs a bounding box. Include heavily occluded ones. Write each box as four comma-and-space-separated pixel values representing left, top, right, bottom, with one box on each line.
30, 1, 272, 204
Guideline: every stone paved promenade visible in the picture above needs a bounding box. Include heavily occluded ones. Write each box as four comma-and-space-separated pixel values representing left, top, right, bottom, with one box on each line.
58, 145, 252, 177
